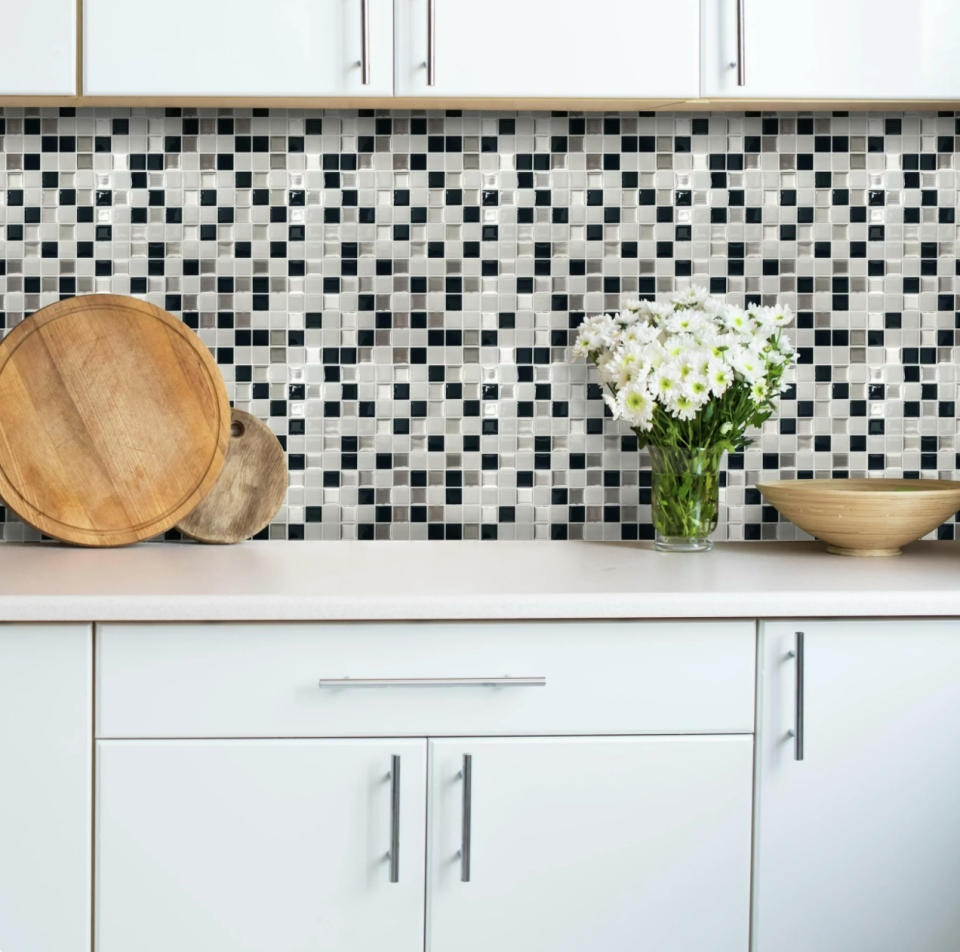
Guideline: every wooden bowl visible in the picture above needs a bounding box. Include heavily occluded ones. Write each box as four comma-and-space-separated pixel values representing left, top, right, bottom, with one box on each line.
755, 478, 960, 556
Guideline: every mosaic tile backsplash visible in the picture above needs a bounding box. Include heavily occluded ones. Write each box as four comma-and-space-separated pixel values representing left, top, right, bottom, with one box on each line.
1, 108, 959, 542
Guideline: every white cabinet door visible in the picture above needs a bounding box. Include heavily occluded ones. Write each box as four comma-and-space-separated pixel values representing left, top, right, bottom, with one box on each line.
97, 739, 426, 952
0, 0, 76, 94
427, 736, 753, 952
395, 0, 700, 98
703, 0, 960, 98
754, 621, 960, 951
0, 624, 91, 952
84, 0, 393, 96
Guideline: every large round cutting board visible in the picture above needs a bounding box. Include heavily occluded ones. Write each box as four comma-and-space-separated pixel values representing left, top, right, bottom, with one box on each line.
0, 294, 230, 546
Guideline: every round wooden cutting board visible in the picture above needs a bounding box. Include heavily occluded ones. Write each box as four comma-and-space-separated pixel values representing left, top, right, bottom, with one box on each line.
0, 294, 230, 546
177, 409, 287, 544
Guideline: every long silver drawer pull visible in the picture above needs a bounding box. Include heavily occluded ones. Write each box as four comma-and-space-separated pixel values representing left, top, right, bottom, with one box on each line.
794, 631, 804, 761
426, 0, 437, 86
460, 754, 472, 882
360, 0, 371, 85
389, 754, 400, 883
735, 0, 746, 86
317, 676, 546, 688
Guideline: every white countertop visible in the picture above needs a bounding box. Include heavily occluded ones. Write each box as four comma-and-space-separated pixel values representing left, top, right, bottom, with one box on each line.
0, 540, 958, 621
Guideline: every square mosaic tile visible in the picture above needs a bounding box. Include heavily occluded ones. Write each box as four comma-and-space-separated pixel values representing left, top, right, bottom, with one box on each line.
0, 107, 959, 542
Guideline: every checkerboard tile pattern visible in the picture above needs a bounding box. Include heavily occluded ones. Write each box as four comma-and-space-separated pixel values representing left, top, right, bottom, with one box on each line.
1, 108, 959, 542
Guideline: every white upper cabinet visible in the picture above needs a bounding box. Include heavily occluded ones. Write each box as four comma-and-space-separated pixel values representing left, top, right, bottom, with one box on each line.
0, 0, 76, 94
754, 621, 960, 951
702, 0, 960, 99
84, 0, 394, 96
394, 0, 700, 98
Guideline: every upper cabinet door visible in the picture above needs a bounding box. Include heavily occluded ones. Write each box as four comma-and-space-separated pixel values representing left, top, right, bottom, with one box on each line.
428, 736, 753, 952
84, 0, 394, 96
754, 621, 960, 951
0, 0, 76, 94
395, 0, 700, 98
703, 0, 960, 99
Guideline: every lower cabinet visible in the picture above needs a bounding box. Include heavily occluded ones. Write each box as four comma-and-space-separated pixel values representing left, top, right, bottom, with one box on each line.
96, 734, 753, 952
754, 620, 960, 951
0, 624, 92, 952
427, 736, 753, 952
94, 620, 756, 950
96, 739, 428, 952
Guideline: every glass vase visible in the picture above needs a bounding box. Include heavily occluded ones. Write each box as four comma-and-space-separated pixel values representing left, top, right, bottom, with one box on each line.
648, 444, 725, 552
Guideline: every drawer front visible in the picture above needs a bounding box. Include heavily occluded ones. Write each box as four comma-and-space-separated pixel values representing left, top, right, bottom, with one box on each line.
96, 621, 755, 738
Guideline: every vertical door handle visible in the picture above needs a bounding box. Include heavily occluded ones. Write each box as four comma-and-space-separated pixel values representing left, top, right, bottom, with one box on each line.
389, 754, 400, 882
360, 0, 371, 85
735, 0, 746, 86
426, 0, 437, 86
793, 631, 804, 761
460, 753, 472, 882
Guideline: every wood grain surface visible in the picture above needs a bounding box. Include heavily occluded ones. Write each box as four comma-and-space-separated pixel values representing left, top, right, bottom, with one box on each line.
177, 409, 287, 544
756, 478, 960, 556
0, 294, 230, 546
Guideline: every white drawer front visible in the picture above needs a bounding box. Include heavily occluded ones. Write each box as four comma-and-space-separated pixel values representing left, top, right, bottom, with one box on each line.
96, 621, 755, 738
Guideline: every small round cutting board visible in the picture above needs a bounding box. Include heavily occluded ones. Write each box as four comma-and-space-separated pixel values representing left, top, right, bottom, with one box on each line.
0, 294, 230, 546
177, 409, 288, 544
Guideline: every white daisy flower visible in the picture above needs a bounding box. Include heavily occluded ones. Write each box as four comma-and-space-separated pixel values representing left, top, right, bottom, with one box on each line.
617, 382, 655, 429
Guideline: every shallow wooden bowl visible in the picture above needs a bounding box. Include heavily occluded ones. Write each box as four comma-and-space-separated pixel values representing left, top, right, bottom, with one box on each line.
755, 478, 960, 556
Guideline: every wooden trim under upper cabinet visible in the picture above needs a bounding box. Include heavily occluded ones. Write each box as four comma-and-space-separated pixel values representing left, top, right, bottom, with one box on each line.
675, 98, 960, 111
1, 94, 959, 112
0, 95, 689, 110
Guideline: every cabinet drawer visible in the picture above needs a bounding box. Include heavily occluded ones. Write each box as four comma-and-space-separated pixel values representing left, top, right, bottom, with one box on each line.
96, 621, 755, 738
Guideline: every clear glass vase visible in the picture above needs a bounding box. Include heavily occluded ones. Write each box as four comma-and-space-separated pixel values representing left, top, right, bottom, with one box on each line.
648, 444, 725, 552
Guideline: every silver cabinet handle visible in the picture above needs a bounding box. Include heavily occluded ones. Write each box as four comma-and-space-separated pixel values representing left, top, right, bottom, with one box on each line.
426, 0, 437, 86
794, 631, 804, 761
317, 676, 546, 688
460, 753, 472, 882
735, 0, 746, 86
360, 0, 371, 85
389, 754, 400, 882
786, 632, 805, 760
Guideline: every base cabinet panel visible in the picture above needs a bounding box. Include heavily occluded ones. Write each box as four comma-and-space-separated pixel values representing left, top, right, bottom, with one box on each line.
96, 739, 427, 952
426, 736, 753, 952
754, 621, 960, 951
0, 623, 91, 952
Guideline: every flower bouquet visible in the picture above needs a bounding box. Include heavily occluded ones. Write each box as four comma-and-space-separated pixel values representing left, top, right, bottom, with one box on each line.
574, 287, 798, 551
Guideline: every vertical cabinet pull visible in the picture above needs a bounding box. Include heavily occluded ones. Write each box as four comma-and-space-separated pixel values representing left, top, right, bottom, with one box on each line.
426, 0, 437, 86
389, 754, 400, 882
735, 0, 746, 86
794, 631, 804, 761
360, 0, 371, 85
460, 753, 472, 882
